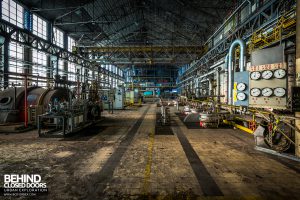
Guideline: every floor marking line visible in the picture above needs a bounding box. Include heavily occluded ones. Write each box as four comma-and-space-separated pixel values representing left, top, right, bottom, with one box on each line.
85, 105, 151, 199
143, 125, 155, 194
172, 117, 224, 196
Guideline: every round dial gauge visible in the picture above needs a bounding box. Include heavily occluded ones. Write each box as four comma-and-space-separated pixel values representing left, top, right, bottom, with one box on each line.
262, 70, 273, 80
250, 71, 261, 80
237, 92, 247, 101
262, 88, 273, 97
274, 69, 286, 79
237, 83, 246, 91
274, 87, 286, 97
250, 88, 261, 97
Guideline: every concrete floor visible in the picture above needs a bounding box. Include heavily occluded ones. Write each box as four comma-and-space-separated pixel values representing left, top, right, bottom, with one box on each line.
1, 103, 300, 199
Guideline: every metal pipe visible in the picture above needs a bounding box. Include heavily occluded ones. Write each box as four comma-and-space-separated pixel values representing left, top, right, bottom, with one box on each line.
228, 39, 246, 105
24, 75, 28, 128
224, 54, 229, 72
225, 54, 229, 104
296, 0, 300, 157
216, 68, 220, 103
14, 85, 16, 110
197, 70, 215, 81
208, 78, 212, 96
54, 20, 114, 26
184, 61, 224, 85
223, 120, 253, 134
209, 59, 225, 69
200, 78, 209, 83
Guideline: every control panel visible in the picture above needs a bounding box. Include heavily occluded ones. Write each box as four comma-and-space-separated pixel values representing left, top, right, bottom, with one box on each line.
248, 63, 287, 109
233, 71, 249, 106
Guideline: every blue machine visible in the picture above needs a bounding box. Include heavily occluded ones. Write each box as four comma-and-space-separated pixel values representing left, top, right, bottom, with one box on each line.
233, 71, 249, 106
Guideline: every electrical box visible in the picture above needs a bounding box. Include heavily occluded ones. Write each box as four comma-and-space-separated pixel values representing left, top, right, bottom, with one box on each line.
125, 91, 134, 104
233, 71, 249, 106
114, 87, 124, 109
101, 90, 115, 110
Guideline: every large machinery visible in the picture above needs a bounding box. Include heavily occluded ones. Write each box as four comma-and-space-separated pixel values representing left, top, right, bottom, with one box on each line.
179, 39, 296, 154
37, 98, 102, 137
0, 87, 69, 128
177, 0, 298, 157
0, 79, 103, 136
37, 81, 103, 137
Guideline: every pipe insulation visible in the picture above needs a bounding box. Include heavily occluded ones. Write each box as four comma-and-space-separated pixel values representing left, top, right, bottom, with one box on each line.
228, 39, 246, 105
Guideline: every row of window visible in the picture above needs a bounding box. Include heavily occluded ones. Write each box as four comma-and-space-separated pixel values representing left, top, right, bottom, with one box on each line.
101, 64, 123, 77
7, 42, 123, 87
2, 0, 124, 87
2, 0, 74, 51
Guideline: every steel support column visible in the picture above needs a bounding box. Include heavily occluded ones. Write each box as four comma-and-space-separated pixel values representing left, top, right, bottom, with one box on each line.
3, 38, 9, 89
295, 0, 300, 157
23, 46, 32, 85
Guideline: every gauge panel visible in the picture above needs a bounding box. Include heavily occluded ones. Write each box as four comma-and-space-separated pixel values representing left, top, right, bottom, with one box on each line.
250, 71, 261, 80
248, 61, 287, 108
237, 83, 246, 91
237, 92, 247, 101
250, 88, 261, 97
274, 69, 286, 79
274, 87, 286, 97
234, 71, 249, 106
261, 70, 273, 80
261, 87, 273, 97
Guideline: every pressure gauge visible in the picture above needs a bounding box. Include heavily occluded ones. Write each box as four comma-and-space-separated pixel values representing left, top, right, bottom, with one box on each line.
237, 83, 246, 91
262, 70, 273, 80
237, 92, 247, 101
250, 88, 261, 97
274, 87, 286, 97
250, 71, 261, 80
274, 69, 286, 79
262, 87, 273, 97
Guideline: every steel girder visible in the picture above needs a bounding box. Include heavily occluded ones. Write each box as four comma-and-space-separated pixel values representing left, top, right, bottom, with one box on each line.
180, 0, 282, 82
0, 19, 123, 80
85, 45, 204, 65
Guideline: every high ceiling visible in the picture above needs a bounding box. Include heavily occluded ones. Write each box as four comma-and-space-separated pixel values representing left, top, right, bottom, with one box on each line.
18, 0, 236, 66
19, 0, 236, 47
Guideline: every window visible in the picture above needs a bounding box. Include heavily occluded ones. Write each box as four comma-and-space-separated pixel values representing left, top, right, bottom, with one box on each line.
58, 59, 65, 76
68, 36, 75, 52
32, 49, 48, 86
9, 42, 23, 86
33, 14, 47, 40
68, 62, 76, 82
53, 27, 64, 48
86, 69, 93, 84
2, 0, 23, 28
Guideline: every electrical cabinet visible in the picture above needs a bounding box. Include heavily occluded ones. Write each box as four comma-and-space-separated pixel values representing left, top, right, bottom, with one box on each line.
233, 71, 249, 106
114, 87, 124, 109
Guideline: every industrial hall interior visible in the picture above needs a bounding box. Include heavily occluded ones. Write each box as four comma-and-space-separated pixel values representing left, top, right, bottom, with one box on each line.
0, 0, 300, 199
